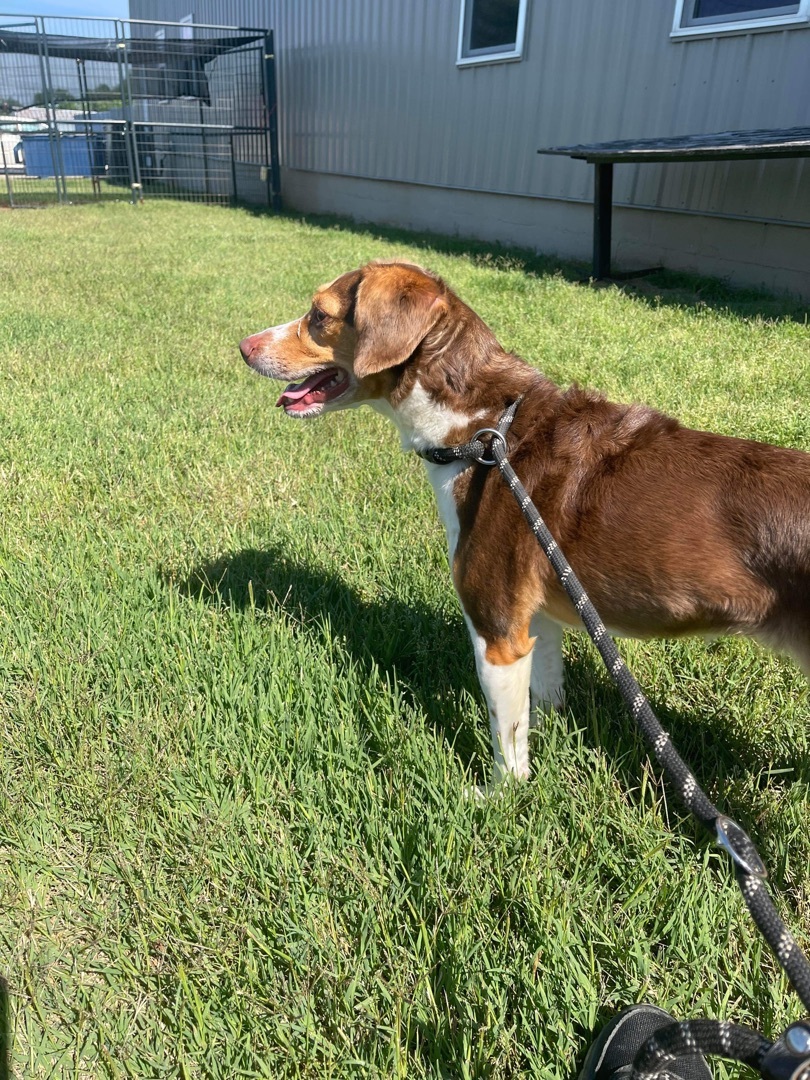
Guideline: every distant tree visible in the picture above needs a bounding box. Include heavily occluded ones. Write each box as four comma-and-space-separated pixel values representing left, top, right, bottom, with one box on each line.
0, 95, 22, 113
26, 80, 127, 113
33, 88, 74, 107
79, 81, 126, 108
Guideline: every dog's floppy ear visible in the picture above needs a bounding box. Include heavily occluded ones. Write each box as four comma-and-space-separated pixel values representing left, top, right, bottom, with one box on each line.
353, 264, 447, 377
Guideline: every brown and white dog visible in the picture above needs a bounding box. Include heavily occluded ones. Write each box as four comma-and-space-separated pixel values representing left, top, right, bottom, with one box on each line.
240, 261, 810, 784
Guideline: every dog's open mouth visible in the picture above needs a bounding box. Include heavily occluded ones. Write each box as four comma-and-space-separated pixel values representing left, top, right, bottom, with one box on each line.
275, 367, 351, 416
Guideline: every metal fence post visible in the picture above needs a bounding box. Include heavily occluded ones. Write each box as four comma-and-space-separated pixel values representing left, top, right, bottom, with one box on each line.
229, 130, 237, 204
35, 16, 65, 203
0, 141, 14, 207
263, 32, 282, 211
115, 20, 141, 204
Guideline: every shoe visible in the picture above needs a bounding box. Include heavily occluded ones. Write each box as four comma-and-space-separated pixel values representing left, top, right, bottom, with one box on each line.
579, 1004, 713, 1080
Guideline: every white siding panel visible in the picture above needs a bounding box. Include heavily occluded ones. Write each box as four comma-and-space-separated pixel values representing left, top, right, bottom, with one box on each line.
130, 0, 810, 230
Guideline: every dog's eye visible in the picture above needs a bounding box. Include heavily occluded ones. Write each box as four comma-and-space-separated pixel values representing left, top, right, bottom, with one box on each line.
310, 307, 327, 327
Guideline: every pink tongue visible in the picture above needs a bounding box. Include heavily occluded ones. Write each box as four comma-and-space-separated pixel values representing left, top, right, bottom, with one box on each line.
276, 371, 332, 407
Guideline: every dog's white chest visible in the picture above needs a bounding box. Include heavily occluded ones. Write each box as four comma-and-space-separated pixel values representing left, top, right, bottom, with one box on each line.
424, 461, 466, 565
374, 379, 481, 565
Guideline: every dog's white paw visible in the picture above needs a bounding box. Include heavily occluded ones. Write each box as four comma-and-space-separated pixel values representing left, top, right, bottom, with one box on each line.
464, 782, 494, 802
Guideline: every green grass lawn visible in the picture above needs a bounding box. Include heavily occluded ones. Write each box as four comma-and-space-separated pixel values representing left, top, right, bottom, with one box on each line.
0, 200, 808, 1079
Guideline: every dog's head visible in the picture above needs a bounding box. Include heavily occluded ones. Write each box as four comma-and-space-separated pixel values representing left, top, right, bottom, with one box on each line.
239, 261, 448, 417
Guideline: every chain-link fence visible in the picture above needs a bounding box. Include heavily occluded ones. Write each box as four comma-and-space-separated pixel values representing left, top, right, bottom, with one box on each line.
0, 14, 280, 208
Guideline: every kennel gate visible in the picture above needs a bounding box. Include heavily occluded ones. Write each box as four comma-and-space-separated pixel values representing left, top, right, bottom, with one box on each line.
0, 14, 281, 208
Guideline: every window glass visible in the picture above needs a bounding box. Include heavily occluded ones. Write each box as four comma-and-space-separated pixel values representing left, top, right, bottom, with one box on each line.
694, 0, 797, 13
468, 0, 520, 52
675, 0, 807, 32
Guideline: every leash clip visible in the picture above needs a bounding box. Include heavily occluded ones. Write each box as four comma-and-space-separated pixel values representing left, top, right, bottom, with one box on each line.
471, 428, 507, 466
761, 1022, 810, 1080
715, 815, 768, 879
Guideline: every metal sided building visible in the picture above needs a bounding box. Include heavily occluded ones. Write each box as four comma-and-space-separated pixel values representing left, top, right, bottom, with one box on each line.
129, 0, 810, 298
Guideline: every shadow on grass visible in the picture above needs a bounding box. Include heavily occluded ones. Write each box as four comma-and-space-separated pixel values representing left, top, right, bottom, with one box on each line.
175, 544, 807, 840
242, 204, 810, 324
566, 642, 809, 812
175, 544, 485, 773
0, 976, 10, 1080
173, 542, 806, 1077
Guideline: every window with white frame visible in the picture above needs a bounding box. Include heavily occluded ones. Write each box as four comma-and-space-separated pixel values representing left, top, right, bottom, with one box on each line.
457, 0, 528, 65
672, 0, 810, 36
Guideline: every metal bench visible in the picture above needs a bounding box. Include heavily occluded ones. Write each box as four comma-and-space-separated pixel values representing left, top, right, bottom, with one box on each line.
538, 127, 810, 280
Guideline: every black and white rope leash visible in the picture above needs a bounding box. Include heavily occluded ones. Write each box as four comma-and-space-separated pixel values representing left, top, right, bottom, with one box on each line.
417, 399, 810, 1080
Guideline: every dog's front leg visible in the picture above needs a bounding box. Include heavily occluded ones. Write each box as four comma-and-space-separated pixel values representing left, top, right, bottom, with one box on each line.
465, 617, 533, 783
529, 612, 565, 725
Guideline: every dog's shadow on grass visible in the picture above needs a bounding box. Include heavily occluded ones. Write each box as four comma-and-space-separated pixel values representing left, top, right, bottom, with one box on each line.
176, 545, 487, 770
175, 544, 808, 826
175, 544, 807, 1075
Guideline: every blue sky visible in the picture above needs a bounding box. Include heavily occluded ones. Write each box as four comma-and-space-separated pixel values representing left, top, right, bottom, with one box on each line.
1, 0, 130, 19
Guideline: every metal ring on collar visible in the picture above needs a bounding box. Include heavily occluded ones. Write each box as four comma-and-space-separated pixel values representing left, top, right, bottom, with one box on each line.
471, 428, 507, 466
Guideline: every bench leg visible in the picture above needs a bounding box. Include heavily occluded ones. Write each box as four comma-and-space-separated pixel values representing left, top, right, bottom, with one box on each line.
593, 162, 613, 279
